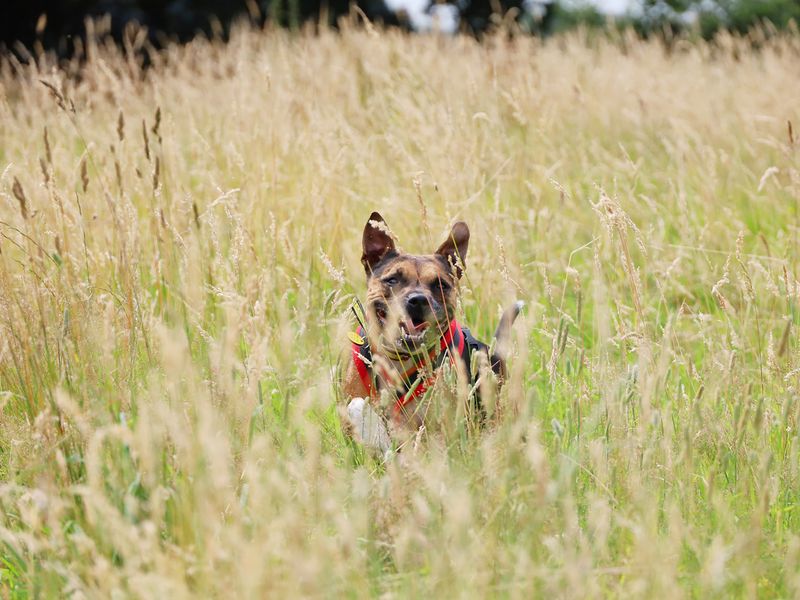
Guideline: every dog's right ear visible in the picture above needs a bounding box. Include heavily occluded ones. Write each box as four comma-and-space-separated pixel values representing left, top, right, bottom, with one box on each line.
361, 212, 396, 275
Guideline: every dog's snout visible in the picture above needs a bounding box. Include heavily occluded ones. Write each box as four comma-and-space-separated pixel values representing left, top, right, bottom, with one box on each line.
405, 293, 428, 323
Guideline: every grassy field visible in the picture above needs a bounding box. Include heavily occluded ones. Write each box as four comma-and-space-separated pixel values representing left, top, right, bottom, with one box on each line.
1, 21, 800, 597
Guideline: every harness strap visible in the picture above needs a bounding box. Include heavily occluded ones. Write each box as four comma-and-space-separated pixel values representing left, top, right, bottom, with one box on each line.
350, 320, 468, 418
351, 326, 374, 395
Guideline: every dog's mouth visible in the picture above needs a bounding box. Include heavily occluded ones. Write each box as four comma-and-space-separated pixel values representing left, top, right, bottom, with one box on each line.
397, 319, 431, 348
372, 303, 439, 353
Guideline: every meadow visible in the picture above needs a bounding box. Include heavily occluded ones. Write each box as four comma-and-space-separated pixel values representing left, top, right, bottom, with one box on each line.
1, 21, 800, 597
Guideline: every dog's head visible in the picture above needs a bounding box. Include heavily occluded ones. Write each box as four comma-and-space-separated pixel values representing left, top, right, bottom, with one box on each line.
360, 211, 469, 357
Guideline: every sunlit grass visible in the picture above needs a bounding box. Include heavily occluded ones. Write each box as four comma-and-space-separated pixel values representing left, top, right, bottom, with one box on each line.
1, 21, 800, 597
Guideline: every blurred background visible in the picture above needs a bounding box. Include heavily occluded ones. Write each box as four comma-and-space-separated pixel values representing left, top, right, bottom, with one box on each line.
3, 0, 800, 56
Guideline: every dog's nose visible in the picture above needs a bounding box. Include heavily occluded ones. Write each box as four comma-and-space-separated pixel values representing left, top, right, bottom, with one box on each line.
406, 293, 428, 323
406, 294, 426, 308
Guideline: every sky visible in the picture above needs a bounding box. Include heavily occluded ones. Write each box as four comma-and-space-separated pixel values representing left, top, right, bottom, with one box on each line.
592, 0, 634, 15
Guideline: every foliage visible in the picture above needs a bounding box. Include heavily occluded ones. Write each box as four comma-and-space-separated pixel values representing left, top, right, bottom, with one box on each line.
616, 0, 800, 38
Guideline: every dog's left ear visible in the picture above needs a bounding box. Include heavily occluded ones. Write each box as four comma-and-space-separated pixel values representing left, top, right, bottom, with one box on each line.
435, 221, 469, 278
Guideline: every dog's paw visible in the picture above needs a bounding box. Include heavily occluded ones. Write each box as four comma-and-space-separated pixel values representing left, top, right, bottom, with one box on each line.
346, 397, 392, 456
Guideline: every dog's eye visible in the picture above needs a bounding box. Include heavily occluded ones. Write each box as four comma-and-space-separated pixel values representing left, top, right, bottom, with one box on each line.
435, 279, 451, 292
384, 276, 399, 286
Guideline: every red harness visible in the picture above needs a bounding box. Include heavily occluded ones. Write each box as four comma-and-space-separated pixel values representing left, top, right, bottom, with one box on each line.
351, 319, 467, 418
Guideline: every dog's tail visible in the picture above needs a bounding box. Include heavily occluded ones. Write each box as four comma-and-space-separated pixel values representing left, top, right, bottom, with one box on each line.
490, 301, 524, 378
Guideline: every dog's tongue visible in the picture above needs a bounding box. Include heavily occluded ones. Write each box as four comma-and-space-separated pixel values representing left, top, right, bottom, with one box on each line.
403, 319, 429, 333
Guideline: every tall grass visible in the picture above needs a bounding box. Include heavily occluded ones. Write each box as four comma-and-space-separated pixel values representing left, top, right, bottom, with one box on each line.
1, 21, 800, 597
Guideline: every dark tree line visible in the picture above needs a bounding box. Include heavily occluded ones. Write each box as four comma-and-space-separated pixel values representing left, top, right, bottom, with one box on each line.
2, 0, 799, 57
2, 0, 541, 56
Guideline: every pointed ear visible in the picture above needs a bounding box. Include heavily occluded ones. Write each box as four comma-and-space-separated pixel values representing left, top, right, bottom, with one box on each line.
435, 221, 469, 278
361, 212, 396, 275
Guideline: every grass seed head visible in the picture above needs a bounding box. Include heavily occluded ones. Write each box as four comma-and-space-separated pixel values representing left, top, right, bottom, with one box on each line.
12, 177, 27, 219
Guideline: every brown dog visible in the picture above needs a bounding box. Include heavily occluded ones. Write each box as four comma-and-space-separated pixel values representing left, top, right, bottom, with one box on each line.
342, 212, 520, 453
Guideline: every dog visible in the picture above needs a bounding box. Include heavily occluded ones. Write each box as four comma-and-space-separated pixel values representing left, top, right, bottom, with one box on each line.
342, 211, 521, 455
